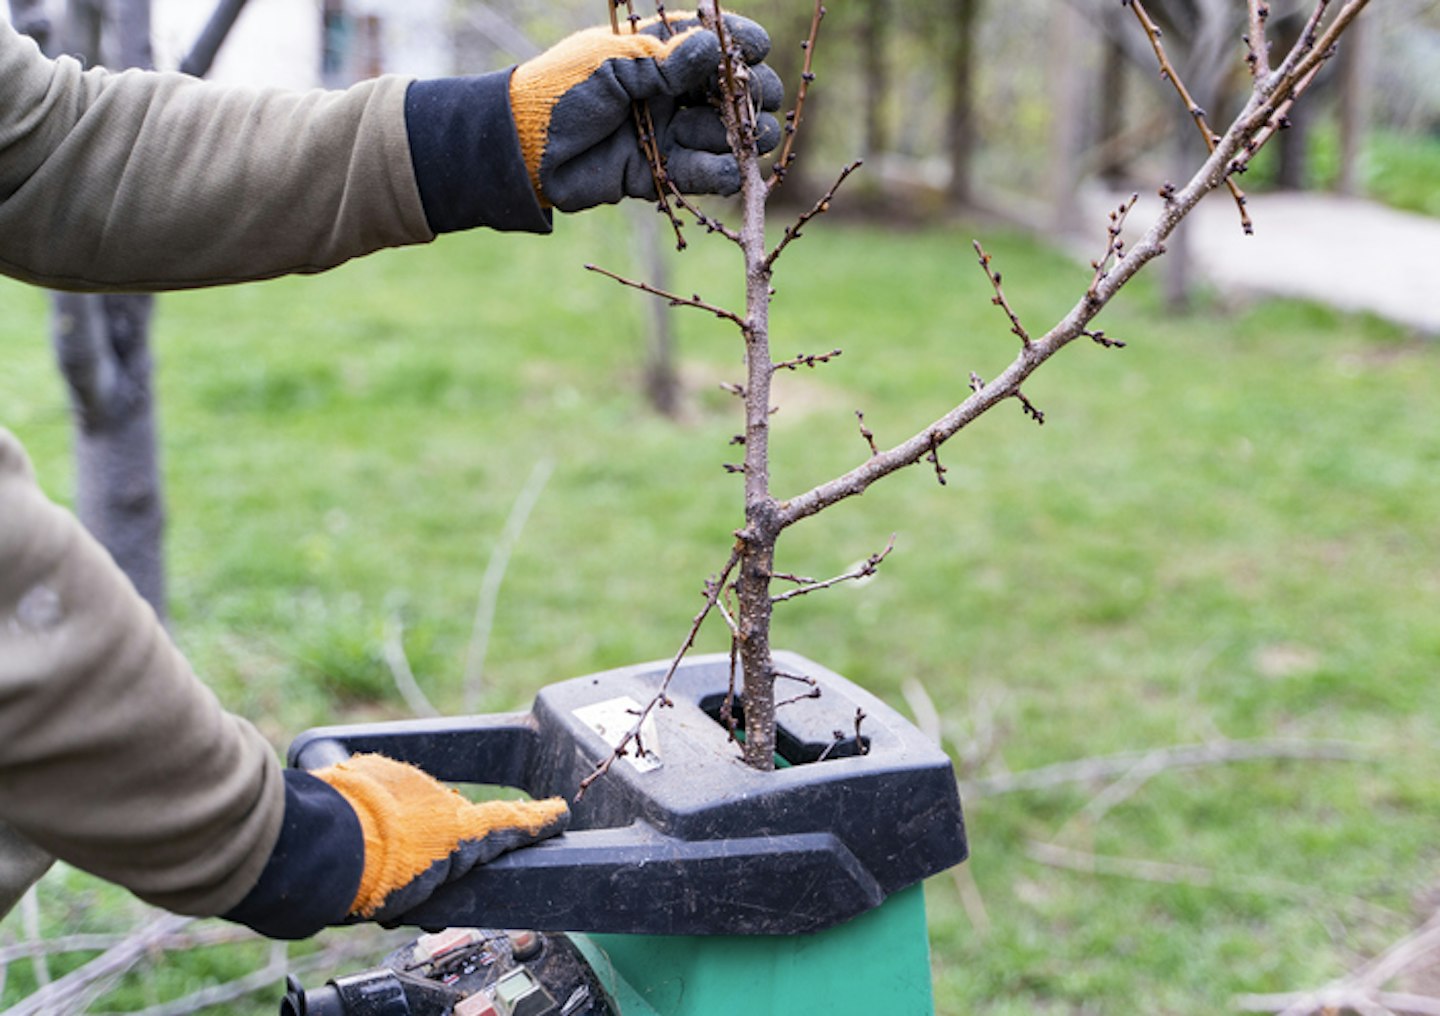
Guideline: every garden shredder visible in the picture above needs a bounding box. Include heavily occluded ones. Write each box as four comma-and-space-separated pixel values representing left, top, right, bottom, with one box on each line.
281, 651, 968, 1016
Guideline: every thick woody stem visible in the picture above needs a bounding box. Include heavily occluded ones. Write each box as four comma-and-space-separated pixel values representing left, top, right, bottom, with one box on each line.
700, 0, 782, 770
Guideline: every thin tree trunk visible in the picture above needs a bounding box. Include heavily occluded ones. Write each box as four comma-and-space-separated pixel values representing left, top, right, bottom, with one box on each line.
1160, 7, 1229, 313
54, 293, 167, 614
944, 0, 980, 206
36, 0, 248, 617
179, 0, 250, 78
10, 0, 54, 52
860, 0, 889, 163
48, 0, 168, 617
1047, 3, 1086, 233
629, 206, 681, 418
1097, 37, 1129, 187
1273, 101, 1312, 190
1335, 16, 1368, 197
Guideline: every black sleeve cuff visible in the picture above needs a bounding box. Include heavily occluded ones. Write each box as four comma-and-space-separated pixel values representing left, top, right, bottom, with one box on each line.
404, 71, 553, 235
221, 770, 363, 940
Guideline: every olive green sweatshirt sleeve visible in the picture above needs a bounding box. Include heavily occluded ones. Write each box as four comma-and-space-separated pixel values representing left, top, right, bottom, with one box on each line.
0, 16, 434, 292
0, 428, 285, 917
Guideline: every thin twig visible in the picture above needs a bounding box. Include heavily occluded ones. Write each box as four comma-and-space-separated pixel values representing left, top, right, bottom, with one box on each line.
576, 544, 743, 798
926, 431, 948, 486
382, 615, 439, 718
586, 263, 749, 331
1087, 193, 1140, 302
20, 886, 49, 992
763, 160, 862, 270
972, 241, 1031, 347
1026, 841, 1400, 927
966, 737, 1371, 797
610, 1, 686, 249
775, 687, 822, 708
855, 410, 879, 456
1015, 389, 1045, 426
1294, 0, 1335, 62
769, 0, 826, 190
1126, 0, 1254, 234
1235, 912, 1440, 1014
770, 534, 896, 603
462, 456, 554, 710
774, 348, 842, 371
7, 913, 194, 1016
667, 184, 741, 244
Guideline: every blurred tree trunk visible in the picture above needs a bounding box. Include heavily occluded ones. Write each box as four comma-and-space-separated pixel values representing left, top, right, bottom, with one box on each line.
1273, 102, 1313, 190
1046, 3, 1086, 233
180, 0, 250, 77
49, 0, 169, 618
15, 0, 249, 619
629, 206, 681, 418
1159, 1, 1230, 313
1335, 16, 1369, 197
860, 0, 890, 163
1097, 37, 1129, 187
944, 0, 981, 206
9, 0, 53, 50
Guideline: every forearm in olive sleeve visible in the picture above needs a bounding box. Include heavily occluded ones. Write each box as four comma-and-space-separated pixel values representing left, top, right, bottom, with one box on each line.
0, 428, 286, 917
0, 17, 432, 291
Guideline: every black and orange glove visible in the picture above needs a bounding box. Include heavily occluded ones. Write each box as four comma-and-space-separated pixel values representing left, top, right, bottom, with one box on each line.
314, 754, 568, 923
509, 11, 784, 211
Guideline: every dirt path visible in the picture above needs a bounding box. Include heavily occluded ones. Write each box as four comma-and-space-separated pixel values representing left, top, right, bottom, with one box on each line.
1094, 189, 1440, 335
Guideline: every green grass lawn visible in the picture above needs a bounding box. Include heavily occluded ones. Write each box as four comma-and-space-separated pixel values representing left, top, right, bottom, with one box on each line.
2, 205, 1438, 1013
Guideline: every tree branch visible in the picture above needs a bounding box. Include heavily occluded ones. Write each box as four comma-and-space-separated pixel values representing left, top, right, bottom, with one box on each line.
774, 348, 842, 371
1125, 0, 1253, 233
769, 0, 827, 190
764, 160, 862, 271
964, 737, 1370, 797
1026, 841, 1400, 926
585, 263, 748, 331
179, 0, 250, 77
770, 534, 895, 604
1087, 193, 1140, 302
1245, 0, 1272, 79
773, 3, 1371, 531
576, 544, 743, 797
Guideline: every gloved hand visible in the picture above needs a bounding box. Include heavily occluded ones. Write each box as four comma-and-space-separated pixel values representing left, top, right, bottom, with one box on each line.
314, 753, 569, 922
509, 10, 784, 211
